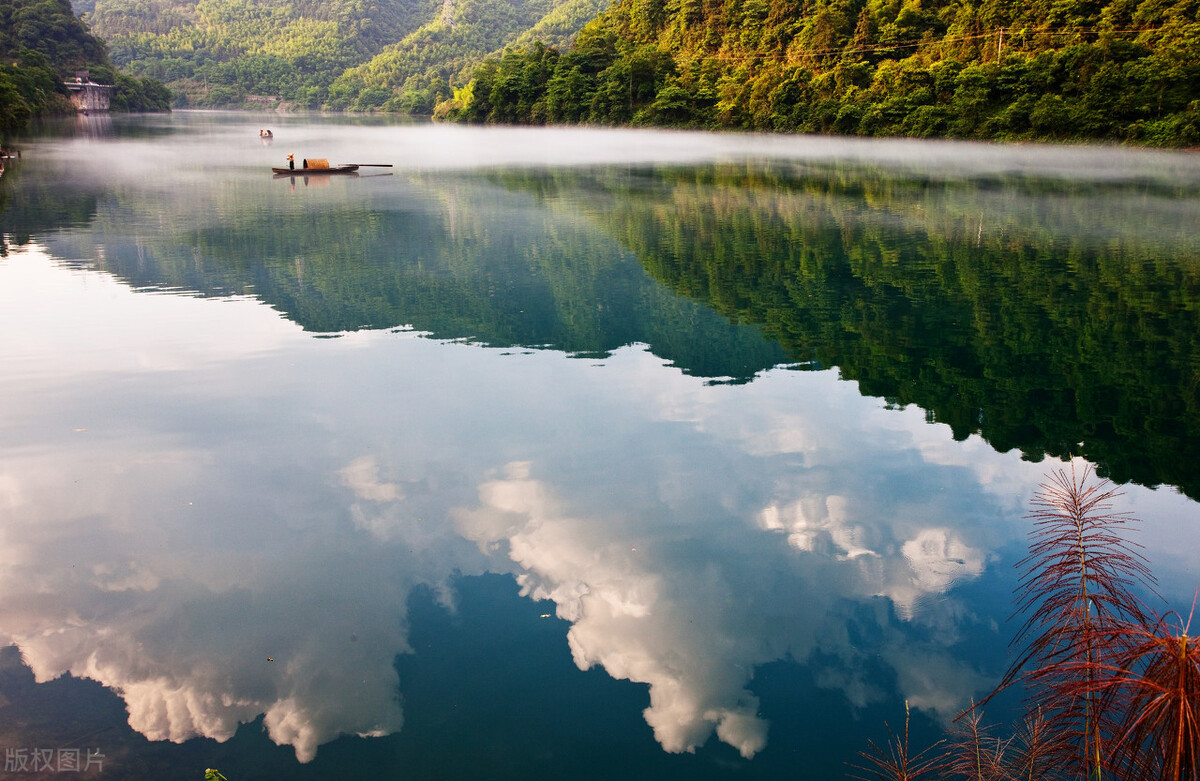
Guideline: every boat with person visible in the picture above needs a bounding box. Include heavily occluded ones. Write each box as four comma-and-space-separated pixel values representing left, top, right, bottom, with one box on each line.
273, 155, 392, 176
273, 166, 359, 176
273, 159, 358, 175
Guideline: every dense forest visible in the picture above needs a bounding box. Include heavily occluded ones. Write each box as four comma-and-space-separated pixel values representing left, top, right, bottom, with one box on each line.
437, 0, 1200, 144
83, 0, 603, 109
71, 0, 1200, 144
83, 0, 433, 107
0, 0, 170, 141
324, 0, 608, 113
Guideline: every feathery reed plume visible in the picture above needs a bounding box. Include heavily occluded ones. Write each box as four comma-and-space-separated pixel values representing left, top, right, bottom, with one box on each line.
1103, 601, 1200, 781
860, 464, 1198, 781
942, 706, 1065, 781
1003, 707, 1064, 781
942, 703, 1006, 780
850, 701, 943, 781
998, 463, 1155, 778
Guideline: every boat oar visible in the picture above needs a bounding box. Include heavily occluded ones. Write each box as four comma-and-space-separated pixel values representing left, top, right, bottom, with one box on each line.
343, 163, 393, 167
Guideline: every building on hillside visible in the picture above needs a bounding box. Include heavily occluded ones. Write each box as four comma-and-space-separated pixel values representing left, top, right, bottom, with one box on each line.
64, 71, 113, 113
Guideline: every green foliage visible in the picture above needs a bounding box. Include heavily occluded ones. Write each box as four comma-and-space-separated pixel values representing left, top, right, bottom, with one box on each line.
85, 0, 597, 111
111, 70, 172, 109
0, 0, 169, 140
439, 30, 687, 124
0, 72, 36, 136
0, 52, 68, 136
444, 0, 1200, 145
0, 0, 107, 67
326, 0, 587, 114
88, 0, 436, 107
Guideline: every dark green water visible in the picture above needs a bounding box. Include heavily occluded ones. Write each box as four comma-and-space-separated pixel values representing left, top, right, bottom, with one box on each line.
1, 112, 1198, 780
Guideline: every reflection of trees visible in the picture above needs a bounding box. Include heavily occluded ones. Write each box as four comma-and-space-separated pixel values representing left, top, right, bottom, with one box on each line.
0, 172, 101, 246
16, 160, 1200, 498
0, 176, 11, 255
64, 175, 785, 383
579, 165, 1200, 500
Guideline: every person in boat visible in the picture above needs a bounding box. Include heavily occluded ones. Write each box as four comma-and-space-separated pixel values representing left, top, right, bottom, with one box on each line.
287, 153, 295, 170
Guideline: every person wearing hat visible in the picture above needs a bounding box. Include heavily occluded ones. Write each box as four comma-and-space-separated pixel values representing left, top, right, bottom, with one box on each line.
287, 153, 294, 170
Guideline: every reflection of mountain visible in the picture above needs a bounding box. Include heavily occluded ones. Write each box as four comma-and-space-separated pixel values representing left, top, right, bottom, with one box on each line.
48, 174, 785, 383
550, 166, 1200, 500
0, 175, 102, 249
11, 158, 1200, 497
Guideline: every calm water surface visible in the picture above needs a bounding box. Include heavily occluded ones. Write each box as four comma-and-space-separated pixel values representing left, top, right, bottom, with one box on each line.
2, 112, 1199, 780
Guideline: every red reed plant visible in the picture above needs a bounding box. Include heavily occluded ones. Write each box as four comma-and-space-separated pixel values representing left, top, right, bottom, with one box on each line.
999, 464, 1155, 779
851, 701, 944, 781
940, 704, 1004, 780
1102, 605, 1200, 781
1001, 707, 1064, 781
854, 464, 1200, 780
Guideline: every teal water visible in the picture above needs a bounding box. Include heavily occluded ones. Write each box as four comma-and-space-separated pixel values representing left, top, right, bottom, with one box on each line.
1, 112, 1199, 780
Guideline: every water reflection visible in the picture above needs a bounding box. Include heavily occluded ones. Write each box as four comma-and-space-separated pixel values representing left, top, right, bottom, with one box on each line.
0, 248, 1001, 762
6, 245, 1191, 770
1, 119, 1199, 776
6, 133, 1199, 494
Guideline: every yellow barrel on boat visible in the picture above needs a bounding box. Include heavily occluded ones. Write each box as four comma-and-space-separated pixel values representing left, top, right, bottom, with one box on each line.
302, 158, 330, 169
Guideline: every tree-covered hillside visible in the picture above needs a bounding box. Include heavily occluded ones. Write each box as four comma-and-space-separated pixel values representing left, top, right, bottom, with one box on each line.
85, 0, 604, 109
438, 0, 1200, 145
0, 0, 169, 142
324, 0, 608, 112
85, 0, 435, 106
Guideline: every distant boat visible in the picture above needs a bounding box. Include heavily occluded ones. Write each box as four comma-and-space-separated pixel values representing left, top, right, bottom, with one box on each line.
273, 164, 359, 175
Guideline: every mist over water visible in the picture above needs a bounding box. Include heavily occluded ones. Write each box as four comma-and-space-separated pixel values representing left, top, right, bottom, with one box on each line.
35, 110, 1200, 183
2, 114, 1199, 779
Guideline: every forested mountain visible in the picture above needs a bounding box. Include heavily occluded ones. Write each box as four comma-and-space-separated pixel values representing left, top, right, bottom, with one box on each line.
86, 0, 434, 106
85, 0, 603, 108
0, 0, 169, 142
324, 0, 608, 112
439, 0, 1200, 145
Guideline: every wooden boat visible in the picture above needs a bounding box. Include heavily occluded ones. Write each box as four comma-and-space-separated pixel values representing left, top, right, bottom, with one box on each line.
273, 164, 359, 175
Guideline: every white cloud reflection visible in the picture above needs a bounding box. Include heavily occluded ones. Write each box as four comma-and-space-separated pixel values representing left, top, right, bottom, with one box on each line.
2, 245, 1197, 764
449, 352, 1010, 757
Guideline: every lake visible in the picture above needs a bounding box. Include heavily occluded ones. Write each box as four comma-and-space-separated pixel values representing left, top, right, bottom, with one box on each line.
2, 112, 1199, 780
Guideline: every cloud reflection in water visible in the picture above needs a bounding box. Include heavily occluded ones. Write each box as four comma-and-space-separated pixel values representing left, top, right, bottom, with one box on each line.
1, 245, 1195, 765
452, 354, 1005, 758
